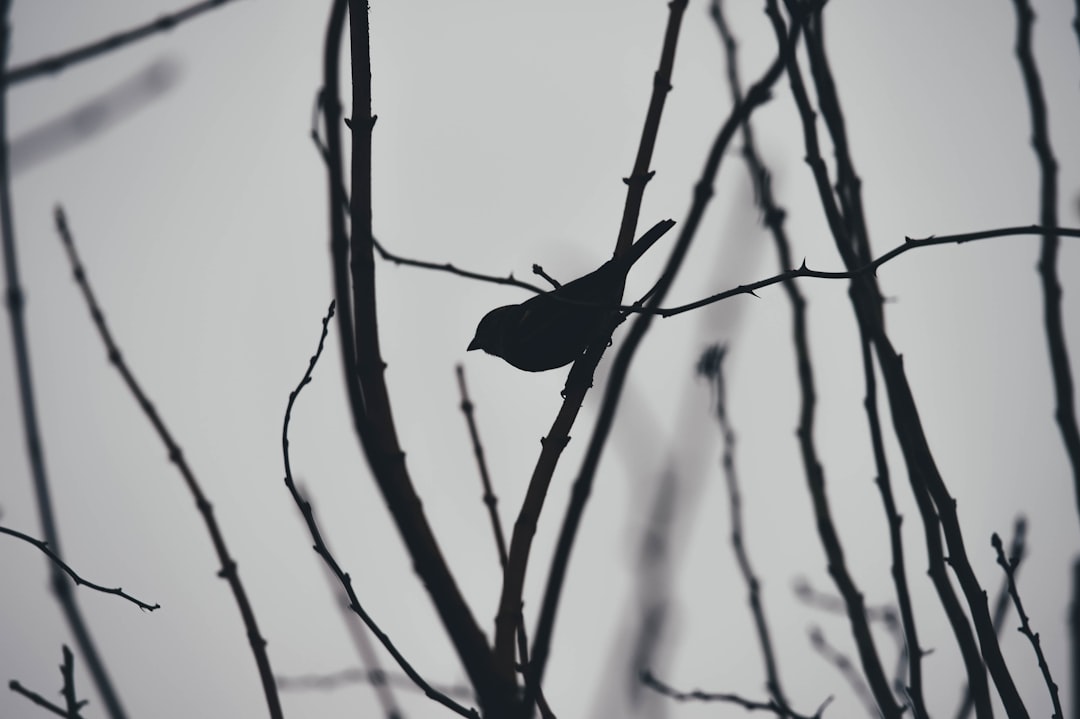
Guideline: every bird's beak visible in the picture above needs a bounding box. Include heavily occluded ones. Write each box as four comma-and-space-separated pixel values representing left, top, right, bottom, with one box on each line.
467, 336, 481, 351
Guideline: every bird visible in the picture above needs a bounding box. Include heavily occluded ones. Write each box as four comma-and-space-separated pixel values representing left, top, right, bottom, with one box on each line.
467, 219, 675, 371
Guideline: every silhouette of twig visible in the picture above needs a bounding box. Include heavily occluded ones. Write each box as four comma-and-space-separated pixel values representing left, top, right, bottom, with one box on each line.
0, 525, 159, 611
281, 301, 478, 719
992, 530, 1063, 718
54, 206, 283, 719
4, 0, 242, 85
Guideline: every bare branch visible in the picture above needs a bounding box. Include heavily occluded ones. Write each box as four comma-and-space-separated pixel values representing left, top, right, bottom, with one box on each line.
53, 206, 282, 719
281, 302, 478, 719
992, 530, 1063, 718
4, 0, 244, 86
0, 525, 159, 611
641, 670, 829, 719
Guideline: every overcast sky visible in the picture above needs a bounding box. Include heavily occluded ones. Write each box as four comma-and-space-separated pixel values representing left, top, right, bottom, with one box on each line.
2, 1, 1080, 717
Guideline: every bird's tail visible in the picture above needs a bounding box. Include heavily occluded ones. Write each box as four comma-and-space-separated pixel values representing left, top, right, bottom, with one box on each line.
618, 219, 677, 269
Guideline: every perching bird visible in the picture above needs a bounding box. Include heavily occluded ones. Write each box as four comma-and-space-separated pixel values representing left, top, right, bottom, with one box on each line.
467, 219, 675, 371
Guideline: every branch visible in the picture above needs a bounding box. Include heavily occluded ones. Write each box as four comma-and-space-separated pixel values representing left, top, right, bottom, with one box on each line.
0, 4, 128, 712
280, 302, 477, 719
641, 670, 829, 719
698, 344, 791, 712
1009, 0, 1080, 530
4, 0, 243, 86
992, 531, 1063, 718
9, 680, 70, 718
0, 525, 159, 611
54, 206, 283, 719
650, 225, 1080, 317
321, 0, 504, 711
525, 16, 802, 714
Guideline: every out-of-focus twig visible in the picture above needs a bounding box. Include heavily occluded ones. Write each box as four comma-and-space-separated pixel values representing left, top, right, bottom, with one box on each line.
59, 646, 86, 719
641, 670, 829, 719
9, 679, 69, 718
277, 666, 474, 700
0, 525, 159, 611
54, 206, 282, 719
4, 0, 242, 86
1, 4, 128, 713
698, 344, 791, 713
9, 59, 178, 173
808, 627, 878, 717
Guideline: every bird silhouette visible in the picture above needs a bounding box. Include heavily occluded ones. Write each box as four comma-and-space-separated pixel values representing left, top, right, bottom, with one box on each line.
467, 219, 675, 371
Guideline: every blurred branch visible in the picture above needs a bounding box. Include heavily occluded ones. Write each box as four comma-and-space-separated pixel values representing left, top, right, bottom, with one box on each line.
1009, 0, 1080, 529
9, 680, 70, 718
526, 16, 802, 716
808, 627, 878, 717
992, 530, 1063, 718
9, 59, 179, 173
297, 483, 404, 719
641, 670, 828, 719
698, 344, 792, 713
53, 206, 283, 719
0, 525, 159, 611
4, 0, 241, 86
0, 4, 128, 713
280, 302, 476, 719
277, 666, 473, 700
59, 646, 86, 719
650, 225, 1080, 317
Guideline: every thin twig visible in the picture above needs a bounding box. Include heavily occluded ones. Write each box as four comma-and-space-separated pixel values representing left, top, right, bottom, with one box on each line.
281, 301, 478, 719
297, 483, 404, 719
53, 206, 283, 719
641, 670, 829, 719
308, 95, 546, 296
992, 531, 1063, 718
648, 225, 1080, 317
60, 646, 87, 719
9, 680, 69, 718
808, 627, 878, 717
0, 5, 128, 713
956, 517, 1026, 719
455, 365, 508, 569
0, 525, 159, 611
4, 0, 243, 86
277, 666, 474, 700
698, 344, 791, 713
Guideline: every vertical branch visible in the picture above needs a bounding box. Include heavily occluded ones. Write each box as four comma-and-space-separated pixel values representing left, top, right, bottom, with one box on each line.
992, 532, 1063, 718
0, 5, 128, 717
455, 365, 508, 569
525, 20, 800, 716
322, 1, 504, 712
613, 0, 689, 256
1008, 0, 1080, 524
771, 1, 1026, 714
55, 208, 284, 719
496, 0, 691, 693
698, 345, 792, 713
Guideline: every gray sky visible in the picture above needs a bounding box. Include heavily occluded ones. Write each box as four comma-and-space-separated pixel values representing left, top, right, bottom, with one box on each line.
2, 1, 1079, 717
